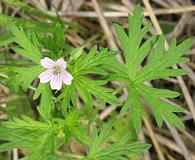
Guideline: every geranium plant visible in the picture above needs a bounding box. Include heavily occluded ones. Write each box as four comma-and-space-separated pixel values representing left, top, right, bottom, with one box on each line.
0, 4, 191, 160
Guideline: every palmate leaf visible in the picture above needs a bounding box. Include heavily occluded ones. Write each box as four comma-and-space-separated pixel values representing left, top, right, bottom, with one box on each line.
132, 36, 190, 82
73, 47, 120, 105
0, 117, 56, 159
113, 5, 192, 133
56, 46, 120, 110
114, 6, 154, 78
10, 24, 42, 64
84, 120, 151, 160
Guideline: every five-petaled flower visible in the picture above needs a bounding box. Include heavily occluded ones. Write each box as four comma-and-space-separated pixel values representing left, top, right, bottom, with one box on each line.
38, 57, 73, 90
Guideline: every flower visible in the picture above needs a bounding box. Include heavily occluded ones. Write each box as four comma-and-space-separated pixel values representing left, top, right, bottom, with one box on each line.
38, 57, 73, 90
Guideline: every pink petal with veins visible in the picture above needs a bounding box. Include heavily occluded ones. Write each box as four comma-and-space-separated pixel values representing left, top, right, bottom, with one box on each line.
38, 69, 54, 83
61, 71, 73, 85
50, 74, 63, 90
56, 58, 67, 69
41, 57, 56, 69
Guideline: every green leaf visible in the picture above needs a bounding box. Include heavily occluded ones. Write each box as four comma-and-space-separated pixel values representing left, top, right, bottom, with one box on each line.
33, 83, 54, 120
37, 23, 67, 58
0, 125, 36, 152
102, 58, 129, 82
114, 5, 151, 78
75, 81, 93, 107
133, 35, 190, 83
4, 115, 50, 130
113, 4, 191, 132
55, 46, 121, 110
0, 117, 54, 157
90, 119, 115, 155
10, 25, 41, 64
75, 76, 120, 105
10, 66, 43, 91
56, 83, 76, 116
29, 132, 57, 160
63, 110, 89, 144
85, 120, 150, 160
144, 95, 184, 128
70, 46, 84, 61
0, 34, 14, 46
135, 84, 180, 98
121, 87, 147, 134
73, 46, 118, 75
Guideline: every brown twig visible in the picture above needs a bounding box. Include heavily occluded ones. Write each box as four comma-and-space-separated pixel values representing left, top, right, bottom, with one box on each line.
52, 5, 195, 18
151, 0, 171, 8
143, 118, 165, 160
165, 120, 193, 160
179, 63, 195, 86
13, 148, 18, 160
91, 0, 117, 51
167, 13, 190, 41
145, 131, 195, 159
139, 131, 152, 160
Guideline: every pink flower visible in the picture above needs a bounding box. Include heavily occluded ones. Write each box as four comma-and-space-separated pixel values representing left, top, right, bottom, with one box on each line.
38, 57, 73, 90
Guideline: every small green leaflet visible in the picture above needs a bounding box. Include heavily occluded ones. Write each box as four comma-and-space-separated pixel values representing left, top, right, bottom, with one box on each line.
9, 66, 43, 91
37, 23, 66, 59
0, 34, 14, 47
4, 115, 50, 130
33, 83, 54, 120
113, 4, 192, 133
62, 110, 89, 144
75, 76, 120, 105
73, 46, 118, 75
28, 131, 56, 160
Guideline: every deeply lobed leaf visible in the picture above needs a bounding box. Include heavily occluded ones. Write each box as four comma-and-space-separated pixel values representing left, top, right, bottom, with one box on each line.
113, 4, 192, 132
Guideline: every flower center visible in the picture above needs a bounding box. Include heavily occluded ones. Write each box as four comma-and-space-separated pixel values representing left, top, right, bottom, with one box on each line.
54, 65, 62, 74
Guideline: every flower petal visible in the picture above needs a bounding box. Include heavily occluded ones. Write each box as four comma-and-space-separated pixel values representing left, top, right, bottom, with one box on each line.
38, 69, 54, 83
61, 71, 73, 85
41, 57, 56, 69
56, 58, 67, 69
50, 74, 62, 90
